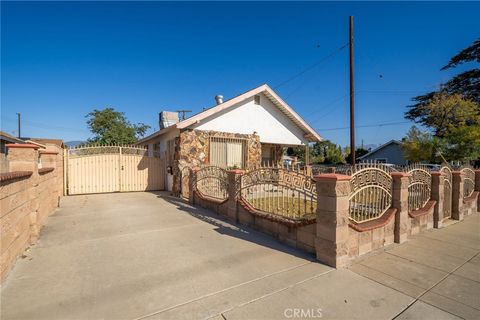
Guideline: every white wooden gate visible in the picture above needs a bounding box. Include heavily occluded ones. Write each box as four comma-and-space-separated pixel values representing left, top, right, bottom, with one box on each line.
66, 145, 165, 195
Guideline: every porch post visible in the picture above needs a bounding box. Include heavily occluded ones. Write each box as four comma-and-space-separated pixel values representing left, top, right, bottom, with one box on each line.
305, 144, 310, 165
430, 172, 444, 228
452, 171, 464, 221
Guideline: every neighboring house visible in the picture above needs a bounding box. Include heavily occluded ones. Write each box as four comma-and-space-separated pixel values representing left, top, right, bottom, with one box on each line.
22, 137, 65, 149
1, 131, 25, 154
0, 131, 25, 173
136, 84, 322, 193
357, 140, 407, 165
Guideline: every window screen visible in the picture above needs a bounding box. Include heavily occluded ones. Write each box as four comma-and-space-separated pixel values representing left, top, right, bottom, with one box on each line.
210, 137, 246, 168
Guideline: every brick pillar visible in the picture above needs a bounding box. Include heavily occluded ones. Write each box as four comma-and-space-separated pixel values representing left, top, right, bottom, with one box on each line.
430, 172, 445, 228
304, 165, 312, 176
39, 150, 61, 205
391, 172, 410, 243
475, 170, 480, 212
39, 150, 58, 169
188, 167, 198, 205
452, 171, 464, 221
226, 170, 243, 222
314, 174, 351, 268
6, 144, 39, 172
6, 144, 40, 244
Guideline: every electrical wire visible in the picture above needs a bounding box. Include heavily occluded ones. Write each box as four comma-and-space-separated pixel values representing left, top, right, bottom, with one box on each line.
274, 43, 349, 89
1, 116, 88, 133
317, 121, 410, 132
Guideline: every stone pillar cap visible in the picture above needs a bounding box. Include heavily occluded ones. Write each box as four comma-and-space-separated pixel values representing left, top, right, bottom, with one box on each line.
6, 143, 40, 150
39, 150, 59, 155
391, 172, 411, 177
226, 169, 245, 174
313, 173, 351, 181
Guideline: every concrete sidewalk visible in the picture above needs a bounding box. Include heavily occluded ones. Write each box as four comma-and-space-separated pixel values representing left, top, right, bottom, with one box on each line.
1, 192, 478, 319
349, 213, 480, 320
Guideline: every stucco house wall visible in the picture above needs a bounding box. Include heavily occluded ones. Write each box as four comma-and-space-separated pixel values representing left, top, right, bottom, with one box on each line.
191, 93, 309, 146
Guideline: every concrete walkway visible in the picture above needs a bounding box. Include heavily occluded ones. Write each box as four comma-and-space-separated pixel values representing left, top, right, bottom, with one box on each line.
1, 192, 478, 319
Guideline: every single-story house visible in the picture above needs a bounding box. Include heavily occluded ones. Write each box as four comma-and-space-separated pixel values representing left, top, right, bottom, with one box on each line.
136, 84, 322, 193
357, 140, 407, 165
1, 131, 25, 154
23, 137, 65, 149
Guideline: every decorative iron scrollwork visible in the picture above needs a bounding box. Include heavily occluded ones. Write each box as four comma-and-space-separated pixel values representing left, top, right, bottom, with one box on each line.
405, 165, 431, 212
240, 167, 317, 221
461, 167, 475, 198
195, 166, 229, 201
349, 164, 393, 223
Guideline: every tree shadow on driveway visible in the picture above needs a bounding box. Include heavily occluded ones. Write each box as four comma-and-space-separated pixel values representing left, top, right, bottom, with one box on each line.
149, 191, 317, 262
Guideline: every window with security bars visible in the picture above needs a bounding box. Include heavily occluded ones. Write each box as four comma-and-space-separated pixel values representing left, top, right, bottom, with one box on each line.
209, 137, 246, 168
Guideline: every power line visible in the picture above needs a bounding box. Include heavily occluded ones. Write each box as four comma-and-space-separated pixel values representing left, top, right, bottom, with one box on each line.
274, 43, 349, 89
317, 121, 410, 132
2, 116, 88, 133
307, 94, 349, 124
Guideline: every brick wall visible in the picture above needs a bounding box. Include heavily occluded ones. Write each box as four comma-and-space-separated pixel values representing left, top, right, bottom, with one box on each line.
0, 144, 63, 281
194, 190, 316, 254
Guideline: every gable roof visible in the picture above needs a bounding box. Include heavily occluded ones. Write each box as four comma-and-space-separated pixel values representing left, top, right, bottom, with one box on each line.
358, 140, 403, 160
137, 84, 322, 144
26, 138, 65, 148
0, 131, 25, 144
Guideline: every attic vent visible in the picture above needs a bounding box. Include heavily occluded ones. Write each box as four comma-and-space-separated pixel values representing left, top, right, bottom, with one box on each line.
254, 95, 260, 105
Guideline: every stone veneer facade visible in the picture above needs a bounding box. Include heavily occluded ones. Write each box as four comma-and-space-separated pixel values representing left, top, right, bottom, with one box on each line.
172, 129, 261, 195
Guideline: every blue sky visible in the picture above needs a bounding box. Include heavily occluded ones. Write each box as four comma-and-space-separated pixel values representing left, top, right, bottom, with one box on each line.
1, 1, 479, 146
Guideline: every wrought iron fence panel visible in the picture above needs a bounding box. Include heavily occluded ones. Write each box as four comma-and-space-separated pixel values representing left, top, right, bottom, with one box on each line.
405, 164, 432, 212
240, 167, 317, 221
440, 165, 452, 219
67, 145, 160, 158
461, 167, 475, 198
68, 145, 121, 157
195, 166, 228, 201
349, 163, 393, 223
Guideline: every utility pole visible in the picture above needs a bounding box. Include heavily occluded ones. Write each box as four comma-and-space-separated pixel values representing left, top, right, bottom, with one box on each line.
349, 16, 355, 165
176, 110, 192, 120
16, 113, 21, 138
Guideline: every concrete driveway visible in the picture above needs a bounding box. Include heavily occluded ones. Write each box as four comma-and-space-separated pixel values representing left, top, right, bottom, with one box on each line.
1, 192, 478, 319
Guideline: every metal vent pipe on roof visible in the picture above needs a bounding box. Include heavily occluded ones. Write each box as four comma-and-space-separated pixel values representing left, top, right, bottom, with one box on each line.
215, 95, 224, 105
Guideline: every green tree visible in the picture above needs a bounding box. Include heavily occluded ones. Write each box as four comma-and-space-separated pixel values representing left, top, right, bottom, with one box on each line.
86, 108, 150, 145
406, 38, 480, 119
442, 125, 480, 161
312, 141, 345, 164
345, 147, 369, 163
405, 93, 479, 137
401, 126, 441, 162
288, 141, 345, 164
